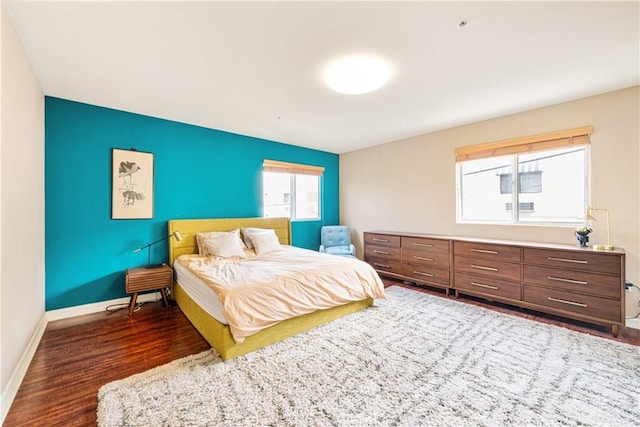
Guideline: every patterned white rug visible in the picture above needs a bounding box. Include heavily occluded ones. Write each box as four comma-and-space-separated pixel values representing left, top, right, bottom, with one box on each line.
98, 286, 640, 426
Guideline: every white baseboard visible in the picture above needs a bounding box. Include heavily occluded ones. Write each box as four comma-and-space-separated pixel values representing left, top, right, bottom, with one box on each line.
1, 292, 162, 424
46, 292, 161, 321
625, 317, 640, 329
1, 314, 48, 424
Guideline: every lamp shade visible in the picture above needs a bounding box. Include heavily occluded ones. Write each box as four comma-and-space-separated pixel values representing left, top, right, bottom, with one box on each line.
174, 231, 183, 242
584, 206, 614, 250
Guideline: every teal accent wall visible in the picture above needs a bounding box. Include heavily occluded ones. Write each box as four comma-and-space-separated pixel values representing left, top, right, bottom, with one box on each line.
45, 97, 339, 310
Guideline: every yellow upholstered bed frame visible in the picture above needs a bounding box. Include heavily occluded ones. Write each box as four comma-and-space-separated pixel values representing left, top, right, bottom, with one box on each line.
168, 217, 373, 360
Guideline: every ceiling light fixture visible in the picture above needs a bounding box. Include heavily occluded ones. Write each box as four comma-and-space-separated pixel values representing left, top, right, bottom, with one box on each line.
325, 55, 391, 95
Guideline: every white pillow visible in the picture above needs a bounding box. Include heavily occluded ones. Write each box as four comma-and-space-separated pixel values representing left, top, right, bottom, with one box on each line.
199, 233, 246, 258
241, 227, 270, 248
246, 229, 282, 256
196, 229, 245, 255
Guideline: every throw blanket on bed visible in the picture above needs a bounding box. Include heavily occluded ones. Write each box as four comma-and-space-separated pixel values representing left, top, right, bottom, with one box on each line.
176, 246, 386, 343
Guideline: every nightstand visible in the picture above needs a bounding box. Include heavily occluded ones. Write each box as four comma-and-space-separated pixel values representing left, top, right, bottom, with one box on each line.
125, 264, 173, 316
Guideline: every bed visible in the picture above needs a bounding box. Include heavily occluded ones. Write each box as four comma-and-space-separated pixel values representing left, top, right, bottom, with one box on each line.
168, 217, 384, 360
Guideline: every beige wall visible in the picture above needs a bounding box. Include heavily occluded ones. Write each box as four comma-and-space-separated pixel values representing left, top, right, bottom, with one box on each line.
1, 5, 45, 418
341, 87, 640, 288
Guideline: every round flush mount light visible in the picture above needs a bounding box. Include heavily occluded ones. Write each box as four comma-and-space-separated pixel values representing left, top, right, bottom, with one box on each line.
325, 55, 391, 95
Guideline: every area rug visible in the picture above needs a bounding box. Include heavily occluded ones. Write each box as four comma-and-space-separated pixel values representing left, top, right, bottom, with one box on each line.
97, 286, 639, 426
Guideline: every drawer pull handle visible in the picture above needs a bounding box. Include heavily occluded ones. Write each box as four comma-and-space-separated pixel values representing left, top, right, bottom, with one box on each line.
548, 256, 588, 264
373, 263, 391, 269
470, 264, 499, 272
413, 256, 434, 261
471, 281, 499, 290
548, 276, 588, 285
413, 271, 434, 277
372, 238, 390, 243
547, 296, 588, 308
471, 248, 499, 254
373, 250, 391, 255
413, 242, 434, 247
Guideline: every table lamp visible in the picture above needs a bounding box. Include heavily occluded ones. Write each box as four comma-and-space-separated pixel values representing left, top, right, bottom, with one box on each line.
584, 207, 614, 250
134, 230, 183, 265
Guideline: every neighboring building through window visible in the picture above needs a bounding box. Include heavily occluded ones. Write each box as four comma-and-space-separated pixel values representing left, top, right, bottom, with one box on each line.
499, 171, 542, 194
455, 127, 591, 225
262, 160, 323, 220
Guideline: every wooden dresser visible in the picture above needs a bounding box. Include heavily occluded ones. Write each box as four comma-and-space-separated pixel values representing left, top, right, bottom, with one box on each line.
364, 232, 451, 293
364, 231, 625, 336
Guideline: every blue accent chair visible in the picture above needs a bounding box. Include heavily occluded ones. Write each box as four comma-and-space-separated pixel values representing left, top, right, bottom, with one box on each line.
319, 225, 356, 258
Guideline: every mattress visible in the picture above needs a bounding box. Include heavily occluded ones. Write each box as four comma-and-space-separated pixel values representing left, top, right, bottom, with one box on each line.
174, 246, 386, 343
173, 259, 228, 324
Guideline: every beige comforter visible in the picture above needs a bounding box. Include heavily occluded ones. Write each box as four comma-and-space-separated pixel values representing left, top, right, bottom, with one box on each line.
176, 246, 386, 343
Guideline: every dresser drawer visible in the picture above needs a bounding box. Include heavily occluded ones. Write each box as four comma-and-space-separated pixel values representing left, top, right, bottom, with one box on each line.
126, 266, 173, 293
402, 265, 450, 287
368, 260, 402, 276
523, 248, 622, 275
454, 255, 521, 282
523, 285, 621, 322
364, 233, 400, 248
365, 245, 401, 262
454, 241, 521, 262
523, 265, 621, 299
455, 272, 521, 301
402, 249, 450, 269
401, 237, 449, 254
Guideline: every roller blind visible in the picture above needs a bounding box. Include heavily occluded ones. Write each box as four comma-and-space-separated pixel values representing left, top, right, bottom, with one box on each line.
263, 159, 325, 176
454, 126, 593, 163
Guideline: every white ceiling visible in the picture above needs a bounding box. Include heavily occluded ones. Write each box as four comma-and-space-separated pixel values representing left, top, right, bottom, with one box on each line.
5, 1, 639, 154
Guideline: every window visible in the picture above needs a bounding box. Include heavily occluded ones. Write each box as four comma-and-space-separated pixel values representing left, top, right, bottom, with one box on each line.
506, 202, 535, 212
455, 127, 591, 225
262, 160, 323, 220
499, 171, 542, 194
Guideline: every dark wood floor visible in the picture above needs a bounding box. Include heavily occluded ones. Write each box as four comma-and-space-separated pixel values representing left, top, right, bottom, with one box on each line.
4, 281, 639, 426
3, 301, 210, 427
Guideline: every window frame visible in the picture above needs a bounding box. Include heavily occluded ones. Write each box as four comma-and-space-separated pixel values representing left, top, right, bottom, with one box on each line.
455, 128, 592, 227
262, 160, 323, 222
290, 173, 321, 221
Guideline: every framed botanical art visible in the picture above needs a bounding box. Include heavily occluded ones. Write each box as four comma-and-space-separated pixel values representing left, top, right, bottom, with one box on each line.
112, 148, 154, 219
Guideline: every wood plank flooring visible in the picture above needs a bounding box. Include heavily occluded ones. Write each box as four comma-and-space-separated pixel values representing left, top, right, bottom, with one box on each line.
4, 301, 210, 427
4, 282, 639, 426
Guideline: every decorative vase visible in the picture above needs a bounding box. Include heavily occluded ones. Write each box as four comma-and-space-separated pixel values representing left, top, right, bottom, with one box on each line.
575, 231, 590, 247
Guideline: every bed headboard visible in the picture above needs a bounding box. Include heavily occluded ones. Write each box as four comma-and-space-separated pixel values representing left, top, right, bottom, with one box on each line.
168, 217, 291, 265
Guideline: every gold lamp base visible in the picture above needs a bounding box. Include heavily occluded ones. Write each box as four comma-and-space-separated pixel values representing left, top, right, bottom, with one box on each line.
592, 244, 615, 251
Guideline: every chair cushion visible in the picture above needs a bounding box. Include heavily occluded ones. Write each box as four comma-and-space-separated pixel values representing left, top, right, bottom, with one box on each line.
325, 246, 353, 256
